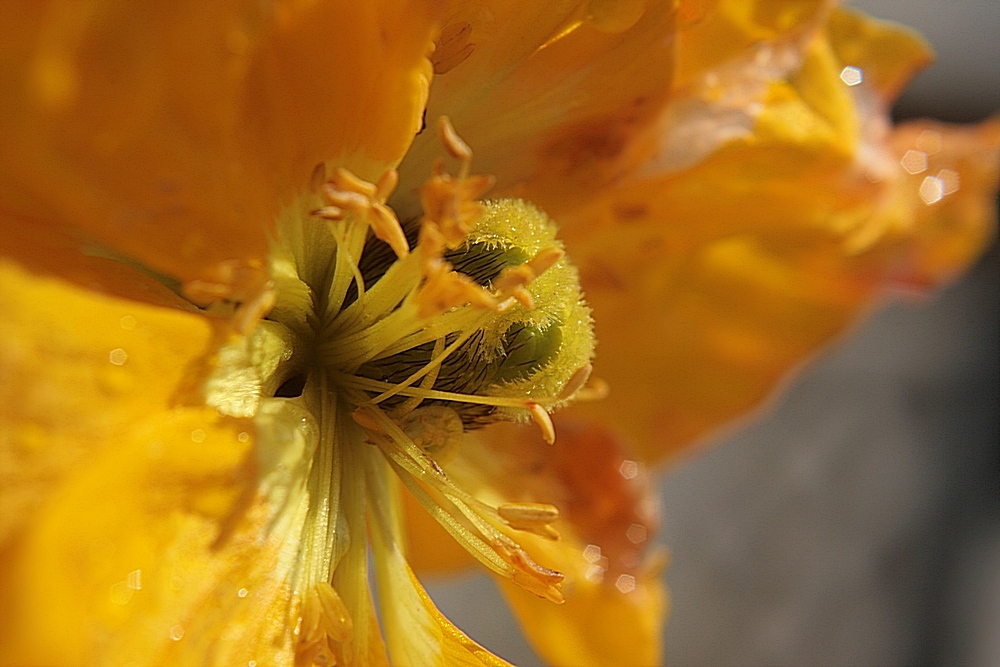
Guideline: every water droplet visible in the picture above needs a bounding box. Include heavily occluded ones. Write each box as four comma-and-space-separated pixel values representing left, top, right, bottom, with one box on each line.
938, 168, 961, 195
238, 587, 249, 598
190, 429, 206, 443
915, 130, 943, 154
615, 573, 637, 594
582, 544, 602, 563
119, 315, 137, 331
899, 149, 927, 175
839, 66, 863, 86
626, 523, 648, 544
618, 459, 640, 480
238, 431, 250, 443
919, 175, 945, 204
108, 348, 128, 366
169, 624, 185, 641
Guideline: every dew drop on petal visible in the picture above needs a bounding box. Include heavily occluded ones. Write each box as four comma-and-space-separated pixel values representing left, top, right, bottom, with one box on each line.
618, 459, 640, 480
900, 149, 928, 175
919, 175, 945, 204
615, 573, 637, 594
626, 523, 648, 544
839, 65, 863, 86
938, 168, 961, 195
915, 129, 943, 154
238, 587, 249, 598
169, 624, 185, 641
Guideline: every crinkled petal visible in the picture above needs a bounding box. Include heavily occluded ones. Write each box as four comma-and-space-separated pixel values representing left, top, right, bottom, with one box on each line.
395, 0, 677, 217
547, 10, 999, 463
0, 0, 435, 289
674, 0, 829, 87
0, 259, 312, 665
418, 418, 665, 665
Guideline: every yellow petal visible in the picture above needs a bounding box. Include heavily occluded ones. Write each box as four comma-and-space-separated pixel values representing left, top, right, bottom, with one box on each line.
0, 1, 274, 286
499, 567, 666, 667
428, 418, 665, 665
825, 6, 934, 101
395, 0, 677, 217
547, 12, 998, 463
674, 0, 828, 88
0, 258, 313, 665
0, 257, 224, 544
370, 487, 513, 666
0, 0, 435, 289
260, 0, 437, 184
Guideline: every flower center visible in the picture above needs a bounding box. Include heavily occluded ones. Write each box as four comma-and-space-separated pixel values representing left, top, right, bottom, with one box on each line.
204, 120, 596, 664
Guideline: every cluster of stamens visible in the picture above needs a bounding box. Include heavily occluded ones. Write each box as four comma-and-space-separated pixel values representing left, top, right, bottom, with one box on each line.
217, 118, 604, 664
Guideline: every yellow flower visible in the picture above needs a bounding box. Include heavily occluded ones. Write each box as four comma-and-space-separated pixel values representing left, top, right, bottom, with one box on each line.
0, 3, 997, 667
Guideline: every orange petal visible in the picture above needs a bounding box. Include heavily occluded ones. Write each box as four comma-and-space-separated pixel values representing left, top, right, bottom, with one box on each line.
395, 0, 677, 216
426, 418, 665, 664
259, 0, 437, 185
674, 0, 829, 88
498, 565, 666, 667
0, 1, 275, 286
825, 6, 933, 101
548, 11, 998, 464
0, 1, 435, 289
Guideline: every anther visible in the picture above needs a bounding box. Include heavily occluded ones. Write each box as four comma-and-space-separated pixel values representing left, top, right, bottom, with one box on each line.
527, 402, 556, 445
498, 503, 561, 540
439, 116, 473, 164
492, 246, 565, 306
414, 258, 497, 319
558, 363, 593, 400
315, 167, 409, 258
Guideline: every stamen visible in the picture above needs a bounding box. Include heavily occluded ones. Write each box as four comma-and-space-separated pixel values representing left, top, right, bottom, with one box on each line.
558, 363, 593, 400
498, 503, 561, 540
527, 402, 556, 445
413, 257, 497, 319
314, 167, 409, 259
181, 258, 276, 334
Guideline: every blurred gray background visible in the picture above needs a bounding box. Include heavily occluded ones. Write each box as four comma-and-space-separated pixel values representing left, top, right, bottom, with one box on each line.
427, 2, 1000, 665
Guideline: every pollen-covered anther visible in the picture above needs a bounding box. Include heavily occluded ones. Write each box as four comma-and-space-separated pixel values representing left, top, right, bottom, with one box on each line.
558, 363, 594, 400
527, 402, 556, 445
492, 246, 565, 308
181, 258, 276, 334
313, 167, 409, 258
419, 117, 496, 249
413, 257, 497, 319
498, 502, 561, 540
295, 582, 353, 667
